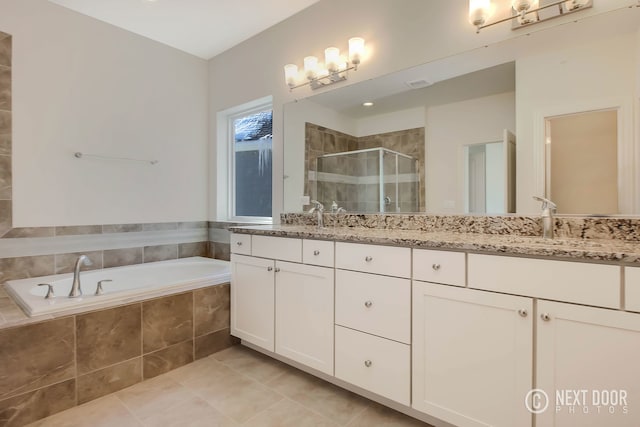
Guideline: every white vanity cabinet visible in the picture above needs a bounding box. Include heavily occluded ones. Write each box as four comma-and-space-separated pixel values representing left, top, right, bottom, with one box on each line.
230, 234, 335, 375
275, 260, 334, 375
334, 242, 412, 406
230, 254, 275, 351
536, 300, 640, 427
625, 266, 640, 312
412, 282, 533, 427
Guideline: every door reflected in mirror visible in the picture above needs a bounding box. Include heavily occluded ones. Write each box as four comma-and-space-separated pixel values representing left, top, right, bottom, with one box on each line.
464, 130, 516, 214
545, 109, 619, 215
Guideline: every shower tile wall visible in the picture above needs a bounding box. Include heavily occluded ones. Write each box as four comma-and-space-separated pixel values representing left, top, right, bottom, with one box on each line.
305, 123, 425, 212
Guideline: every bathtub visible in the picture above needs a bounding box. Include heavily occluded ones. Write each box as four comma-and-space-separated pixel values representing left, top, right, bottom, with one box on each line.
5, 256, 230, 317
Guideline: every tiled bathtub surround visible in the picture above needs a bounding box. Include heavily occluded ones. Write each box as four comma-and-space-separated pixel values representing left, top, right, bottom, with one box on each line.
0, 222, 210, 282
0, 33, 11, 238
0, 285, 236, 427
281, 212, 640, 242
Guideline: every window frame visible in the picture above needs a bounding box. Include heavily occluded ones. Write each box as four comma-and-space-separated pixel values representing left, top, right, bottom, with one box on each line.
218, 96, 273, 223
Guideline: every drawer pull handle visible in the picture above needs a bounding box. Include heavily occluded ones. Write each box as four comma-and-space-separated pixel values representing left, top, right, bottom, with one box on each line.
364, 360, 372, 367
432, 263, 441, 271
236, 241, 242, 246
267, 266, 273, 272
275, 267, 281, 273
365, 256, 373, 262
364, 301, 373, 308
541, 313, 551, 322
517, 309, 528, 317
313, 250, 320, 256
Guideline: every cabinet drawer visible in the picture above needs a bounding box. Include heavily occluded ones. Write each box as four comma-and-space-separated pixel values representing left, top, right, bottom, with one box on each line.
413, 249, 465, 286
252, 235, 302, 262
335, 326, 410, 406
336, 270, 410, 344
303, 239, 334, 267
468, 254, 620, 309
335, 242, 410, 278
230, 233, 251, 255
625, 267, 640, 312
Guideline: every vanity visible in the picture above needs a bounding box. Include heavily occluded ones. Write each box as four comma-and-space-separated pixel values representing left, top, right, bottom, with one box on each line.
229, 221, 640, 427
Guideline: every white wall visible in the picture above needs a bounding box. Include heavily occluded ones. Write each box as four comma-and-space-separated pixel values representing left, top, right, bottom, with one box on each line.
356, 107, 425, 138
426, 92, 515, 213
516, 31, 637, 213
0, 0, 209, 226
208, 0, 634, 221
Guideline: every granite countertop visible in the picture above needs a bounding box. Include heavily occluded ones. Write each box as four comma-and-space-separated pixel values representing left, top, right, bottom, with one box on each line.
230, 225, 640, 264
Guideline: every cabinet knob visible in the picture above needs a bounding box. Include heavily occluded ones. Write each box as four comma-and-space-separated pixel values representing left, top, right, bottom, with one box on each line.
267, 266, 273, 272
517, 309, 528, 317
364, 360, 372, 367
313, 250, 320, 256
540, 313, 551, 321
236, 241, 242, 246
364, 301, 373, 308
275, 267, 281, 273
432, 263, 441, 271
365, 256, 373, 262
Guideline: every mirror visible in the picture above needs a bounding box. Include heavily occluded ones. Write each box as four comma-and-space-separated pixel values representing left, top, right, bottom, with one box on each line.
283, 5, 639, 215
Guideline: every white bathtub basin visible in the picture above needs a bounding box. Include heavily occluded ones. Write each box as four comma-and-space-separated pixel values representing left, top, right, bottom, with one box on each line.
5, 256, 230, 317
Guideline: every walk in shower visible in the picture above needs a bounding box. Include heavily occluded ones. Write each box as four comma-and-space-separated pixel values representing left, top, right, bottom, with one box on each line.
314, 148, 419, 213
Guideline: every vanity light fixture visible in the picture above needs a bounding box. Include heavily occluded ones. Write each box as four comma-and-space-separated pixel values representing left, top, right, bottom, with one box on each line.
470, 0, 593, 33
284, 37, 365, 91
362, 102, 374, 107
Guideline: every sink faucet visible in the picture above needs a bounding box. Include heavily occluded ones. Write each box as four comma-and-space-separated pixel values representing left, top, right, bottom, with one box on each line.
533, 196, 557, 239
69, 255, 93, 298
309, 200, 325, 229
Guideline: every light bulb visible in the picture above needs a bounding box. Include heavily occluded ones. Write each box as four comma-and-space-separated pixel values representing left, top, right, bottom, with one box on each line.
469, 0, 491, 26
511, 0, 538, 13
325, 47, 340, 73
348, 37, 365, 66
304, 56, 318, 80
284, 64, 298, 87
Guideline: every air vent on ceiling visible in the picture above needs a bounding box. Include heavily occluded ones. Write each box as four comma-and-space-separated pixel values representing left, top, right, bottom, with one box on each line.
405, 79, 432, 89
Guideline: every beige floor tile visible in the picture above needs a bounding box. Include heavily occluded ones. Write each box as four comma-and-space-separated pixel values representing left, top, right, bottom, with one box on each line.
25, 395, 141, 427
266, 367, 369, 426
187, 370, 284, 424
140, 395, 238, 427
213, 345, 289, 384
116, 375, 194, 421
243, 398, 340, 427
167, 354, 230, 384
347, 403, 434, 427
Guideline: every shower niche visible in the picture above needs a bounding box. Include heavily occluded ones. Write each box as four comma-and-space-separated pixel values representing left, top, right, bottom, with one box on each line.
313, 148, 419, 213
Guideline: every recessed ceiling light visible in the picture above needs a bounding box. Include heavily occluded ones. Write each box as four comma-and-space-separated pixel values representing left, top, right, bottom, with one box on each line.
362, 102, 374, 107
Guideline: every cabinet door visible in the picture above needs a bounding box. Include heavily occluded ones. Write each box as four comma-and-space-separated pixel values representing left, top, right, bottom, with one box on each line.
275, 261, 334, 375
412, 282, 533, 427
230, 254, 275, 351
537, 301, 640, 427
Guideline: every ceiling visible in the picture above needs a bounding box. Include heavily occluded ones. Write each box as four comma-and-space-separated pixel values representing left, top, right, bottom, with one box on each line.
48, 0, 321, 59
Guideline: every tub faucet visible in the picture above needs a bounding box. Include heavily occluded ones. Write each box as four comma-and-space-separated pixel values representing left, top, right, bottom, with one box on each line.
309, 200, 325, 229
533, 196, 557, 239
69, 255, 92, 298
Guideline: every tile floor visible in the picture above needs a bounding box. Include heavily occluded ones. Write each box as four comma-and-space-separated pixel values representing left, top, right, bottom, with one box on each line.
27, 345, 433, 427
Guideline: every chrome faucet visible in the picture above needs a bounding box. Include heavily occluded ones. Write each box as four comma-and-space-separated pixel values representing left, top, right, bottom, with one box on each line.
69, 255, 93, 298
309, 200, 325, 229
533, 196, 557, 239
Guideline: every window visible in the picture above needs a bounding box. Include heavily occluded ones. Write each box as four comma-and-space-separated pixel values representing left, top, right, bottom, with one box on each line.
217, 96, 273, 222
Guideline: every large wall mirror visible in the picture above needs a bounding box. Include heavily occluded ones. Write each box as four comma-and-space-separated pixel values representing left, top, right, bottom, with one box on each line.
283, 5, 639, 215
